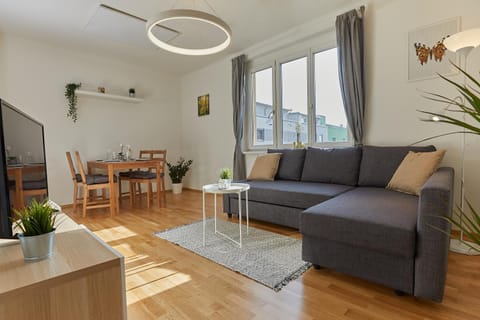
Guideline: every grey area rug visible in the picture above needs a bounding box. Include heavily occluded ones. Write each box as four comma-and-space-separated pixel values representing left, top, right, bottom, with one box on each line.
154, 218, 311, 291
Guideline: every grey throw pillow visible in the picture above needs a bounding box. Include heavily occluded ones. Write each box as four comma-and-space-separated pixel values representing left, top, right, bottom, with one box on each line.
267, 148, 306, 181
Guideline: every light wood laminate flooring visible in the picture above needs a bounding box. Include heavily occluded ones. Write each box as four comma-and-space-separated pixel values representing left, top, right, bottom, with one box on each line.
64, 190, 480, 320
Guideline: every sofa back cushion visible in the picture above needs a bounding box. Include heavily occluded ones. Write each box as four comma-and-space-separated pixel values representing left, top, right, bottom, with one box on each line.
358, 145, 436, 187
300, 147, 362, 186
267, 148, 306, 181
247, 153, 282, 181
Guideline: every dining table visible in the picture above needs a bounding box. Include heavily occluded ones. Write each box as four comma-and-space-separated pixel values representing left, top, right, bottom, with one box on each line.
87, 159, 165, 216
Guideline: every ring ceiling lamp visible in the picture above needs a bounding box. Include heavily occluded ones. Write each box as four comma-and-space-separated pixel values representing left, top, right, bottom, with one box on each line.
146, 8, 231, 56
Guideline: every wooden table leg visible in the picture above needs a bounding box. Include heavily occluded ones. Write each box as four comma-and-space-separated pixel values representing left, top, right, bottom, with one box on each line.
156, 162, 161, 208
87, 163, 94, 202
14, 169, 23, 209
108, 165, 116, 216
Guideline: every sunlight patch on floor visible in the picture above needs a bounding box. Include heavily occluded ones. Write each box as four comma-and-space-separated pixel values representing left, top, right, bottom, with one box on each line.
94, 225, 137, 241
126, 269, 192, 305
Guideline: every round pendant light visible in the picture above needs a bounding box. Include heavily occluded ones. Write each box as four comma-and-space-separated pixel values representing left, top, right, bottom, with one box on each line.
146, 9, 232, 56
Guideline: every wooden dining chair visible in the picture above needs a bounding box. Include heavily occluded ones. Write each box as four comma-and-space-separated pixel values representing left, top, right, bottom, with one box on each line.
66, 151, 84, 212
74, 151, 119, 217
21, 180, 48, 206
127, 150, 167, 208
8, 168, 47, 209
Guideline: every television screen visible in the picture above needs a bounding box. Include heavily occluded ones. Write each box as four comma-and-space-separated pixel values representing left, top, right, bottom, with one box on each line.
0, 100, 48, 238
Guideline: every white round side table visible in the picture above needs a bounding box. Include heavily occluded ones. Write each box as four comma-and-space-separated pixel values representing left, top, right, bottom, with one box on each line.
202, 183, 250, 247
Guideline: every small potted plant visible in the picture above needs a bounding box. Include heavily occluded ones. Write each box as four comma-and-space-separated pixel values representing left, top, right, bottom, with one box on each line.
13, 199, 58, 261
167, 158, 193, 194
218, 168, 233, 189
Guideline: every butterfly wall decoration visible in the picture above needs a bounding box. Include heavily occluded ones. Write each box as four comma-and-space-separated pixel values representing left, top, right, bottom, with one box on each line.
414, 36, 450, 65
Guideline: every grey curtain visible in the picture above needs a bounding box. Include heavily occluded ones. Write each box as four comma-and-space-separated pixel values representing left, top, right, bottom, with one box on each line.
336, 6, 366, 145
232, 55, 247, 180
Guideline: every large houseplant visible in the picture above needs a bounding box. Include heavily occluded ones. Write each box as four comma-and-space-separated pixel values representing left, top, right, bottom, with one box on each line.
419, 63, 480, 252
167, 158, 193, 194
13, 199, 58, 261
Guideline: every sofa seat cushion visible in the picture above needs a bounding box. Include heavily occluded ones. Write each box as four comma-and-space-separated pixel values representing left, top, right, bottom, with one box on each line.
301, 187, 418, 258
231, 180, 354, 209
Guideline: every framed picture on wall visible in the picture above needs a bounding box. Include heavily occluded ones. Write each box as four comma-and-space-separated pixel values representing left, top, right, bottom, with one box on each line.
408, 17, 460, 81
198, 94, 210, 117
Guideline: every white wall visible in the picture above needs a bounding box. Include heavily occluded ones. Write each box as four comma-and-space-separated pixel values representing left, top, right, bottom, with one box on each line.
0, 34, 182, 205
364, 0, 480, 209
180, 59, 235, 189
180, 0, 480, 212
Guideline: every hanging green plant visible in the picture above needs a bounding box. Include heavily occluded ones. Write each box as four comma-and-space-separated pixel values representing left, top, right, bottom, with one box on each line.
65, 83, 81, 122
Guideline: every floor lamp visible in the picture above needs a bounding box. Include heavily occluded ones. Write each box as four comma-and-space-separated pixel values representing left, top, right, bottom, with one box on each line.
443, 28, 480, 255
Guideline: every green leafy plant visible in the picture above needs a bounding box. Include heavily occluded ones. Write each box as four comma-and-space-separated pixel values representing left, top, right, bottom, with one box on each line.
167, 158, 193, 184
419, 62, 480, 250
13, 199, 57, 236
65, 83, 81, 122
419, 63, 480, 138
219, 168, 232, 179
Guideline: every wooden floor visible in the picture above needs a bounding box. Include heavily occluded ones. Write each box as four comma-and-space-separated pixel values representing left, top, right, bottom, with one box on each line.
64, 190, 480, 320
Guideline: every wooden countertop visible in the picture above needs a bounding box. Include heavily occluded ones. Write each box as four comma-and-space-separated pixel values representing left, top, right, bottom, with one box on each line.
0, 227, 123, 298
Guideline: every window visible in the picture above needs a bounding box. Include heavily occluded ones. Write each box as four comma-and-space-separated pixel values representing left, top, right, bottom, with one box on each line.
314, 48, 348, 143
252, 68, 274, 146
256, 128, 265, 142
280, 57, 308, 144
248, 46, 350, 148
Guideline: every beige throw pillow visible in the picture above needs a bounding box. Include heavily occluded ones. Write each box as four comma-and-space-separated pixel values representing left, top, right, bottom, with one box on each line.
387, 150, 446, 195
247, 153, 282, 181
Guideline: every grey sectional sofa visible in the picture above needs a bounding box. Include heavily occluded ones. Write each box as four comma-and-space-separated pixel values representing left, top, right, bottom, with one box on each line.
223, 146, 454, 302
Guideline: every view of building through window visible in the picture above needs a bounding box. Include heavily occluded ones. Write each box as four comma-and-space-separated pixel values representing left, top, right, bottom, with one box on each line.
253, 67, 273, 145
280, 57, 308, 144
314, 48, 348, 143
252, 47, 348, 146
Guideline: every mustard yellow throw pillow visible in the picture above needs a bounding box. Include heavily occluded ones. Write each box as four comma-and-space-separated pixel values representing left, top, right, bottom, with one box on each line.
387, 150, 446, 195
247, 153, 282, 181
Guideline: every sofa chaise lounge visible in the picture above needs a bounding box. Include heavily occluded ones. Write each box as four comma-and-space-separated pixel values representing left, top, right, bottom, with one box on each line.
223, 146, 454, 302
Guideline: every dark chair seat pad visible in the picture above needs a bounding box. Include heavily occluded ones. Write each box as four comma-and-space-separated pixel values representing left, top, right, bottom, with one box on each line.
301, 187, 419, 258
76, 174, 117, 185
22, 179, 47, 190
127, 171, 164, 180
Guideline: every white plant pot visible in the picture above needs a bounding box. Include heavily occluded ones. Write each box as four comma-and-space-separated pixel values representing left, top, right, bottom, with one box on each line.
172, 183, 183, 194
18, 230, 55, 261
218, 179, 232, 190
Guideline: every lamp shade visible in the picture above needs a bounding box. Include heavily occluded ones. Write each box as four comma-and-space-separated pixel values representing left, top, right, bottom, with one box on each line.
443, 28, 480, 52
146, 9, 232, 56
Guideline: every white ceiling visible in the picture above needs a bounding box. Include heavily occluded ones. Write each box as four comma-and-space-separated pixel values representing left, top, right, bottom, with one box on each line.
0, 0, 357, 75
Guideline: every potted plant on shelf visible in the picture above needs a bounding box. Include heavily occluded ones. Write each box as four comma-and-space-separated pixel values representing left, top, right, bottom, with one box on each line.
218, 168, 233, 189
419, 63, 480, 252
167, 158, 193, 194
65, 83, 81, 123
13, 199, 58, 261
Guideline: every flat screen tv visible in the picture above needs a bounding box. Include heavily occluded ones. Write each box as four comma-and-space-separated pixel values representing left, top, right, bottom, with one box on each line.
0, 99, 48, 238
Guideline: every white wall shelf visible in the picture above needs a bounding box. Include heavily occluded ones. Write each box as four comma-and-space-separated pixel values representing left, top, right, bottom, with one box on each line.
76, 89, 144, 103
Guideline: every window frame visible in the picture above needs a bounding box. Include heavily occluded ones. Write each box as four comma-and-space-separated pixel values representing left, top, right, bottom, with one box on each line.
311, 44, 353, 148
276, 51, 310, 148
247, 61, 276, 150
246, 41, 352, 150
